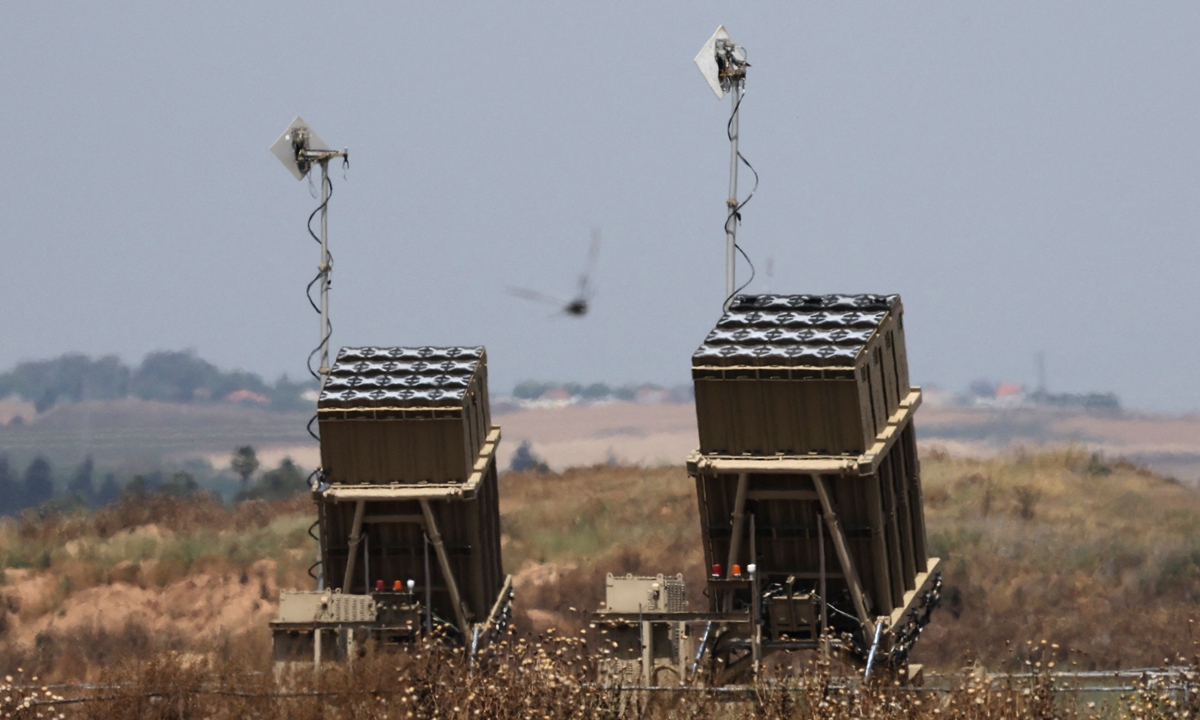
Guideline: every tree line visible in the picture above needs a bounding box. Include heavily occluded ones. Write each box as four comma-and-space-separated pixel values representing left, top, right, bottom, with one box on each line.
0, 447, 309, 516
0, 351, 314, 413
0, 455, 120, 515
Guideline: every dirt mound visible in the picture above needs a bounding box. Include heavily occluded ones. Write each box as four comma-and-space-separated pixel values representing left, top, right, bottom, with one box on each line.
3, 560, 279, 649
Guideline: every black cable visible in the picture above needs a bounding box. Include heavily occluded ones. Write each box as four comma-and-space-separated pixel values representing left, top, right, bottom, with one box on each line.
722, 84, 760, 310
809, 592, 863, 626
305, 172, 334, 382
304, 170, 335, 442
729, 244, 756, 303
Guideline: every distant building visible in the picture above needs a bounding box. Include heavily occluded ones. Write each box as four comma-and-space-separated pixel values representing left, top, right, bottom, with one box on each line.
972, 382, 1026, 408
967, 381, 1120, 412
995, 383, 1023, 398
224, 389, 270, 404
1028, 390, 1120, 411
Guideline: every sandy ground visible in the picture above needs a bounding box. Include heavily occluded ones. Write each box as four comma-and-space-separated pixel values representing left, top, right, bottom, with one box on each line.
2, 560, 279, 649
0, 399, 36, 426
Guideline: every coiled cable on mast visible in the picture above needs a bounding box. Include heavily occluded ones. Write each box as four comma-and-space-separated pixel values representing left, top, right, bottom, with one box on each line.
723, 85, 760, 309
304, 171, 333, 449
306, 172, 334, 385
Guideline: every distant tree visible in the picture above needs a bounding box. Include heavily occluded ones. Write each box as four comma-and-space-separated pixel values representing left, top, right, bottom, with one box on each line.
35, 388, 57, 413
131, 350, 221, 403
241, 458, 308, 501
512, 381, 551, 400
124, 475, 150, 497
0, 454, 14, 515
130, 350, 276, 404
0, 350, 311, 410
580, 383, 611, 401
96, 473, 121, 506
509, 441, 550, 474
613, 385, 637, 402
968, 378, 997, 398
269, 374, 319, 412
23, 456, 54, 508
160, 471, 200, 497
230, 446, 260, 488
67, 456, 96, 505
0, 353, 130, 411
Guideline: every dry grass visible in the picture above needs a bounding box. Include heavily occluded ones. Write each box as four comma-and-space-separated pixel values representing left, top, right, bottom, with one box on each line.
499, 449, 1200, 670
0, 494, 314, 596
3, 448, 1200, 685
2, 636, 1199, 718
917, 446, 1200, 670
499, 464, 708, 633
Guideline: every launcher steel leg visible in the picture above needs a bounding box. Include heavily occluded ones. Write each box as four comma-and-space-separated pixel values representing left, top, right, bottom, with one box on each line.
814, 475, 874, 638
420, 499, 470, 634
341, 500, 366, 592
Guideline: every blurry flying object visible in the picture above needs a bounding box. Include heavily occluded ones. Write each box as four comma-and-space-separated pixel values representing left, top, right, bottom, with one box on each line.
508, 230, 601, 317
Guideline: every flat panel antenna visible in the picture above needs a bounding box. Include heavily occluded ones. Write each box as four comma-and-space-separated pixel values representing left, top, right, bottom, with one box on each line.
271, 117, 333, 180
694, 26, 754, 310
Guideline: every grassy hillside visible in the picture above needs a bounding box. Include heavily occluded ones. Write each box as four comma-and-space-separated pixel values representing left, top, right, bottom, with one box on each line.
918, 447, 1200, 668
1, 448, 1199, 680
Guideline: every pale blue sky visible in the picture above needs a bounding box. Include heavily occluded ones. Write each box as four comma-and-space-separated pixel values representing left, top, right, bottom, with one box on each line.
2, 3, 1198, 410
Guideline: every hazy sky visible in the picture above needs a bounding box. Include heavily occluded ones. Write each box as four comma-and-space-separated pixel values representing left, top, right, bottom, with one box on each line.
3, 3, 1199, 411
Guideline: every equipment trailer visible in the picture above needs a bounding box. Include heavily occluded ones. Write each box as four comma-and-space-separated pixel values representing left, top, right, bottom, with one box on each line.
597, 294, 942, 684
272, 346, 513, 664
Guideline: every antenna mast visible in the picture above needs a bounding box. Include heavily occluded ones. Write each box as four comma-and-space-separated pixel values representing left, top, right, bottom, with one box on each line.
695, 26, 751, 308
270, 117, 349, 387
270, 118, 349, 592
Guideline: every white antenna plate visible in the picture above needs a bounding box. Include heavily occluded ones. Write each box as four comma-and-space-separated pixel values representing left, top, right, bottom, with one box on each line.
270, 116, 331, 180
694, 25, 733, 100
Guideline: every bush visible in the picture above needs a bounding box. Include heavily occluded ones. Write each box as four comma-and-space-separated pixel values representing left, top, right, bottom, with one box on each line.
509, 441, 550, 473
239, 458, 309, 502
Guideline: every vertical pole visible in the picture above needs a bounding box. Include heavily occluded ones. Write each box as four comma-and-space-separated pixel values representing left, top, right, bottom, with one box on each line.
641, 618, 653, 686
749, 564, 761, 676
423, 532, 433, 633
818, 515, 828, 631
748, 512, 756, 576
318, 160, 331, 381
818, 514, 829, 661
316, 503, 326, 591
749, 514, 760, 676
724, 82, 742, 309
364, 531, 370, 595
725, 472, 750, 612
